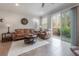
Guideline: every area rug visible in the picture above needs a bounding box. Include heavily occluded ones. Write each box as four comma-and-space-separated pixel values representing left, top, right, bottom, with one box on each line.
8, 39, 49, 56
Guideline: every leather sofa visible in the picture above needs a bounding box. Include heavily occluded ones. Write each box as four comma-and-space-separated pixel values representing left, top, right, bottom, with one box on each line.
12, 29, 33, 41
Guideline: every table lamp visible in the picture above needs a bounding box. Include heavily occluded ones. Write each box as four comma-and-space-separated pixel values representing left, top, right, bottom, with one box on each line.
6, 24, 10, 33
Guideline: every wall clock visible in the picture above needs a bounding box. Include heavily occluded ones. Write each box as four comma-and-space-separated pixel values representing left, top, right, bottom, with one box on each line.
21, 18, 28, 25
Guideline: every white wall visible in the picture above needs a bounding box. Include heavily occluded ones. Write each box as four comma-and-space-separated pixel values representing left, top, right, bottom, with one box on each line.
0, 11, 39, 40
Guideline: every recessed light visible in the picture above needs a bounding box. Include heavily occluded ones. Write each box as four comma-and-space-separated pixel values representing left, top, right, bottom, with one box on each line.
15, 3, 19, 6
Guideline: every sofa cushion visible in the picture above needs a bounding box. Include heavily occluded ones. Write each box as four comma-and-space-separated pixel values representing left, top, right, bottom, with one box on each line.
15, 29, 24, 34
24, 29, 32, 35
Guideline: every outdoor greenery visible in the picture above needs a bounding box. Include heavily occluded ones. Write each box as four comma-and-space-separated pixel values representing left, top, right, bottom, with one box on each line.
61, 25, 71, 38
61, 11, 71, 38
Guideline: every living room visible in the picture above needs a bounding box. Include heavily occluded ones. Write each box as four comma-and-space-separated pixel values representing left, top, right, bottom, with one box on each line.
0, 3, 79, 56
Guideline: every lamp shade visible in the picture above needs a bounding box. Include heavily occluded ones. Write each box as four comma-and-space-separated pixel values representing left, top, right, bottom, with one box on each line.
6, 24, 10, 27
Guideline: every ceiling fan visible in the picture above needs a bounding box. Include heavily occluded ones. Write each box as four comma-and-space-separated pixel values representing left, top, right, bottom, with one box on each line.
41, 3, 55, 8
41, 3, 45, 8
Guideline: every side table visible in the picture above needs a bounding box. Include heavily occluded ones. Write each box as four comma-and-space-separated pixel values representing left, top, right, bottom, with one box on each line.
2, 33, 12, 42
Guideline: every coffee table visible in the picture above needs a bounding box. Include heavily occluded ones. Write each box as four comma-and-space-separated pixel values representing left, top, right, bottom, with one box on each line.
24, 35, 37, 44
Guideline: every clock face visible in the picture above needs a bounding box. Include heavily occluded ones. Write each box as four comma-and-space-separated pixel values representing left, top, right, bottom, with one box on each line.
21, 18, 28, 25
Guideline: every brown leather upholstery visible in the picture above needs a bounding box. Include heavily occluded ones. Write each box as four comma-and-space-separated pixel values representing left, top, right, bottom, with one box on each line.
38, 31, 47, 39
24, 29, 32, 35
12, 29, 33, 41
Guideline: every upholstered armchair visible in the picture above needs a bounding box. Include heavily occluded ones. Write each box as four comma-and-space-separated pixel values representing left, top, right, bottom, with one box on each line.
38, 31, 48, 39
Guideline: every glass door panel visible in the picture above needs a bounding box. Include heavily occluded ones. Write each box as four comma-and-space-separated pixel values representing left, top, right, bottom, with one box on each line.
61, 10, 71, 42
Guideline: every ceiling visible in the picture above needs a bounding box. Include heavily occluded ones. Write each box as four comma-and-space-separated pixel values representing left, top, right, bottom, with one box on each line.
0, 3, 78, 17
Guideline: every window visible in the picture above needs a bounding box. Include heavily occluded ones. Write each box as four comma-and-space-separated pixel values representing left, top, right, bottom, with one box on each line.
41, 17, 48, 29
51, 13, 61, 36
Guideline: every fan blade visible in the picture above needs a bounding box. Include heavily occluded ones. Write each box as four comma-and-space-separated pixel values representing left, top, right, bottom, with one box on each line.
42, 3, 45, 7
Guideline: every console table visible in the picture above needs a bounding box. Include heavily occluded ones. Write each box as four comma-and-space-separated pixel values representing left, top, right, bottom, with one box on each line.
2, 33, 12, 42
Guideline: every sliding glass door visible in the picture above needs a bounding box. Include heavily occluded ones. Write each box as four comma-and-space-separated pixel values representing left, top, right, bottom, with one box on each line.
61, 10, 72, 42
51, 10, 72, 43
